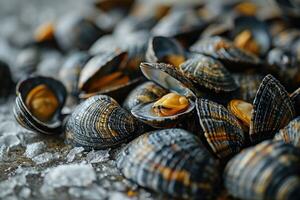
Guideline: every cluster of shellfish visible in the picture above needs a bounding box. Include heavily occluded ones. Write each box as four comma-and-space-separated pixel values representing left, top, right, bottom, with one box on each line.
0, 0, 300, 199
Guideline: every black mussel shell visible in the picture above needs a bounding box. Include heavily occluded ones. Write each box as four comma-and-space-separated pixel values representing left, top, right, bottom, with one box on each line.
196, 98, 245, 160
274, 117, 300, 148
117, 128, 221, 199
250, 75, 296, 144
224, 140, 300, 200
190, 36, 261, 71
13, 76, 67, 134
0, 60, 13, 100
65, 95, 145, 150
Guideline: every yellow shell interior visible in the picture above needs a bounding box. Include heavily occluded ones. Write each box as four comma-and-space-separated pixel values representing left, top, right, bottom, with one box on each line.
25, 84, 59, 122
234, 30, 260, 55
86, 71, 130, 93
162, 55, 185, 68
34, 22, 55, 42
152, 93, 189, 117
228, 99, 253, 127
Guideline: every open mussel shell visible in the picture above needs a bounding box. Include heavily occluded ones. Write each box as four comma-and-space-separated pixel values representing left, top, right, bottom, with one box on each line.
291, 87, 300, 116
65, 95, 145, 150
131, 93, 195, 128
190, 36, 261, 71
152, 8, 207, 47
117, 128, 220, 199
224, 140, 300, 200
233, 73, 263, 102
179, 54, 238, 94
250, 75, 296, 144
55, 13, 106, 51
0, 60, 13, 100
78, 49, 142, 103
140, 62, 196, 98
232, 16, 271, 56
146, 36, 185, 66
274, 117, 300, 148
13, 76, 67, 134
89, 34, 120, 55
196, 99, 245, 160
123, 81, 168, 111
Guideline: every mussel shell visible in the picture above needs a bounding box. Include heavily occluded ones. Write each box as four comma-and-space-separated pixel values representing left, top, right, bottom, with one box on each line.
123, 81, 168, 111
233, 73, 263, 102
13, 76, 67, 134
140, 62, 195, 98
179, 55, 238, 93
291, 87, 300, 116
78, 50, 127, 93
0, 60, 13, 99
274, 117, 300, 148
117, 128, 220, 199
146, 36, 185, 63
190, 36, 261, 71
224, 140, 300, 200
232, 16, 271, 56
55, 13, 106, 51
65, 95, 145, 149
250, 75, 296, 144
151, 8, 207, 47
89, 34, 120, 55
131, 98, 195, 128
196, 98, 245, 160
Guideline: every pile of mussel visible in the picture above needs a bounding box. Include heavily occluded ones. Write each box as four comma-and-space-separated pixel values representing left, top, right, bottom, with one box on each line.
1, 0, 300, 199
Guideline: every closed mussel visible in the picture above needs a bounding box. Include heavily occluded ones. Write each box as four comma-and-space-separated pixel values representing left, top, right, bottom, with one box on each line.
117, 128, 220, 199
274, 117, 300, 148
65, 95, 145, 150
190, 36, 261, 71
196, 99, 245, 160
146, 36, 185, 67
224, 140, 300, 200
250, 75, 295, 143
13, 76, 67, 134
123, 81, 168, 111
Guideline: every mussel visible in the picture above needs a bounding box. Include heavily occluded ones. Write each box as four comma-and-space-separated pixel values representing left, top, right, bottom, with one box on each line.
13, 76, 67, 134
274, 117, 300, 148
232, 16, 271, 56
0, 60, 13, 100
117, 128, 220, 199
190, 36, 261, 71
78, 50, 142, 103
224, 140, 300, 200
250, 75, 295, 143
196, 99, 245, 160
65, 95, 145, 150
146, 36, 185, 67
123, 81, 168, 111
131, 92, 195, 128
55, 12, 106, 51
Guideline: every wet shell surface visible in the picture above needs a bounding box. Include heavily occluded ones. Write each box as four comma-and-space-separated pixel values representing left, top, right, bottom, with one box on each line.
123, 81, 168, 111
274, 117, 300, 148
179, 55, 238, 93
190, 36, 261, 71
117, 128, 220, 199
196, 99, 245, 160
250, 75, 295, 144
131, 93, 195, 128
65, 95, 145, 150
13, 76, 67, 134
224, 140, 300, 200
